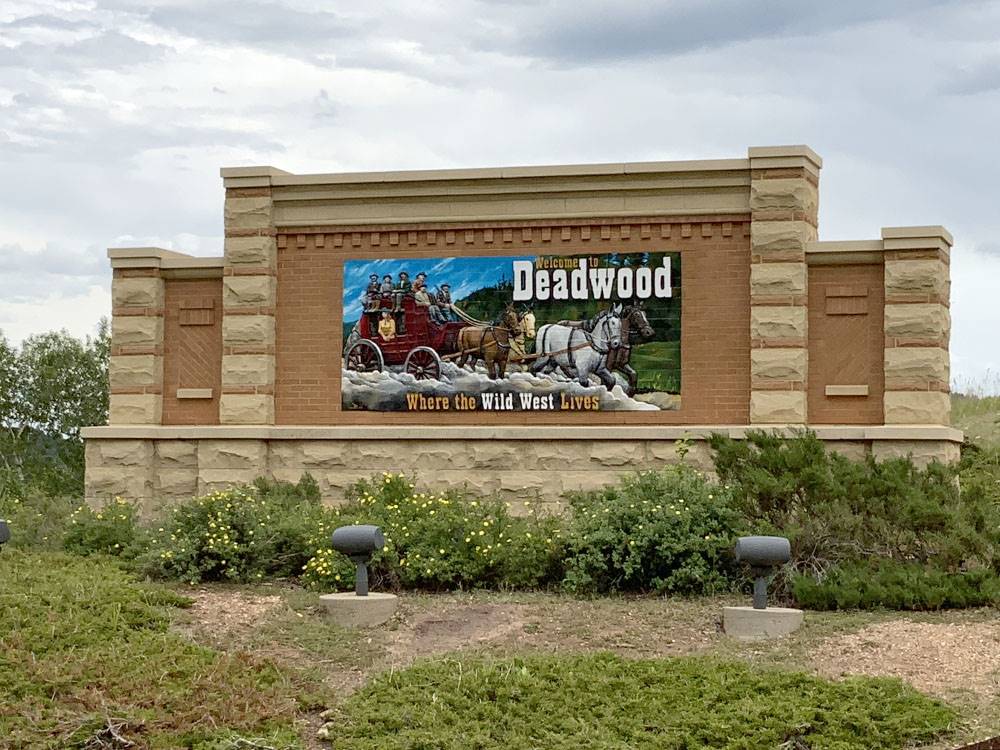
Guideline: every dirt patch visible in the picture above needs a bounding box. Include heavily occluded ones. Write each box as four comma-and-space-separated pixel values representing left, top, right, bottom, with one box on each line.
179, 588, 283, 640
387, 602, 528, 665
812, 620, 1000, 698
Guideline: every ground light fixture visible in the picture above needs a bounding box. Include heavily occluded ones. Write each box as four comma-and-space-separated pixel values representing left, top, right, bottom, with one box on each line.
723, 535, 802, 639
0, 519, 9, 551
734, 535, 792, 609
320, 524, 397, 627
330, 524, 385, 597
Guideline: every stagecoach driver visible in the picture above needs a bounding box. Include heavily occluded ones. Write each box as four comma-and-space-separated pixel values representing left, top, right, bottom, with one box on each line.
414, 280, 446, 324
435, 283, 455, 321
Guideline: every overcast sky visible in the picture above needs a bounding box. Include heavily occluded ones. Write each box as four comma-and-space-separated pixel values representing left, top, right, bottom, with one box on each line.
1, 0, 998, 390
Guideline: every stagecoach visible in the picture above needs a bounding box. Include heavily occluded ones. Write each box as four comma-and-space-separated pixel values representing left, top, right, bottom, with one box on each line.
343, 295, 465, 380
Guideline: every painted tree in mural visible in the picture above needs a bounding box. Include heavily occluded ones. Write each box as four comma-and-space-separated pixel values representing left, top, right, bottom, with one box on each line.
0, 320, 109, 500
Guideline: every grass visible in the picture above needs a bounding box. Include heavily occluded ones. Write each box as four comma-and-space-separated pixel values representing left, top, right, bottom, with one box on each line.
0, 554, 990, 749
953, 393, 1000, 448
0, 550, 329, 749
329, 652, 956, 750
952, 372, 1000, 447
631, 340, 681, 393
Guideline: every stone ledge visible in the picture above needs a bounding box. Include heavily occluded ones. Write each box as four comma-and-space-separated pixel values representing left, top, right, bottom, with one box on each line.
82, 424, 965, 443
224, 158, 755, 188
881, 225, 953, 247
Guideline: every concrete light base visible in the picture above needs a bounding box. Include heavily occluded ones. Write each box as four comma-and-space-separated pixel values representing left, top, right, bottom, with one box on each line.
723, 606, 804, 640
319, 592, 398, 628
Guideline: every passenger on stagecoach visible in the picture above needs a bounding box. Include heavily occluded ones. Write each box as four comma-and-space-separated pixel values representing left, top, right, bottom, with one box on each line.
362, 273, 380, 311
392, 271, 412, 312
414, 280, 446, 324
380, 274, 393, 295
435, 283, 455, 321
377, 310, 396, 341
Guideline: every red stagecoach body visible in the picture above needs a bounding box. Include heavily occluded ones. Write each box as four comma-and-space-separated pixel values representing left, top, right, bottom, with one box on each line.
345, 295, 466, 380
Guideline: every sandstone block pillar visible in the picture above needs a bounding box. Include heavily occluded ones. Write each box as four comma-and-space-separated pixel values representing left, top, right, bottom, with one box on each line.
748, 146, 821, 424
221, 175, 278, 425
110, 271, 165, 423
882, 226, 952, 424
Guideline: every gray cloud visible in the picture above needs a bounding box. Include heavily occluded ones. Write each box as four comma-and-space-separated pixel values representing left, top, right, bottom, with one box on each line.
3, 14, 98, 31
470, 0, 964, 63
0, 31, 168, 72
941, 59, 1000, 95
0, 0, 998, 386
145, 0, 361, 47
0, 243, 108, 304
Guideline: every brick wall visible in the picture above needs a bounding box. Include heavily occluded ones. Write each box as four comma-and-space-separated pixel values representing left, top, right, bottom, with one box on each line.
162, 278, 223, 425
807, 264, 885, 424
275, 216, 751, 425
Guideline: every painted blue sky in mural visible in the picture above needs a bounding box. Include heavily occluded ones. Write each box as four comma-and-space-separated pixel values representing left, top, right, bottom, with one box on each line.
343, 255, 532, 322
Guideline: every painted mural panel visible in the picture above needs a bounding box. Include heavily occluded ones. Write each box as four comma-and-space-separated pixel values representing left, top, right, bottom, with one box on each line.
341, 251, 681, 412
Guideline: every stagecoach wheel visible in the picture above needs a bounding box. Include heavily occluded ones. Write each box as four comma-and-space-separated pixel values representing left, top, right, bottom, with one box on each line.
404, 346, 442, 381
345, 339, 384, 374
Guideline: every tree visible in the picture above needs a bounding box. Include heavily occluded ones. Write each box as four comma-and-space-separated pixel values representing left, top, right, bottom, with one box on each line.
0, 320, 109, 500
0, 332, 16, 426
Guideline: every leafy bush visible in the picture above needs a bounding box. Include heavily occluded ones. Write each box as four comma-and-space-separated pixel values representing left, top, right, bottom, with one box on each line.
957, 442, 1000, 554
792, 560, 1000, 610
709, 430, 996, 579
141, 475, 326, 584
63, 497, 147, 559
301, 472, 563, 592
560, 465, 740, 595
0, 489, 76, 550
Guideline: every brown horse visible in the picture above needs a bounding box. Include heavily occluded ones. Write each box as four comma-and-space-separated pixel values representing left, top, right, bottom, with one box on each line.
456, 304, 523, 379
557, 302, 656, 394
608, 302, 656, 395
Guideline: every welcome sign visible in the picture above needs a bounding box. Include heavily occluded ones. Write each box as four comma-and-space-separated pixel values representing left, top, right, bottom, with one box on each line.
341, 251, 681, 412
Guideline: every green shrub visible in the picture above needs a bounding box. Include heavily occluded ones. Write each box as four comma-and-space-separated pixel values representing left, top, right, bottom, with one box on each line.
0, 489, 76, 550
141, 475, 327, 584
560, 465, 740, 595
957, 442, 1000, 553
301, 472, 564, 592
709, 430, 996, 578
792, 560, 1000, 610
331, 652, 955, 750
1, 550, 324, 748
63, 497, 147, 559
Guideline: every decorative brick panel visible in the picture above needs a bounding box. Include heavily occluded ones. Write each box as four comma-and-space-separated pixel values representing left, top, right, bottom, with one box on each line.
163, 279, 222, 426
807, 264, 885, 425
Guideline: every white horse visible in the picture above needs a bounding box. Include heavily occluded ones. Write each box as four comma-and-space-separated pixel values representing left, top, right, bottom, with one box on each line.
531, 304, 623, 389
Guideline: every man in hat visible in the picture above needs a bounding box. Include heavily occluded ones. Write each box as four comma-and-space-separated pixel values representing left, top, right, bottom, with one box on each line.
362, 273, 380, 311
414, 280, 445, 324
393, 271, 411, 312
435, 283, 454, 321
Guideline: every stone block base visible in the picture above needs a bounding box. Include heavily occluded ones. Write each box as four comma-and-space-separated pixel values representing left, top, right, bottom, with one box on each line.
723, 606, 804, 640
319, 592, 398, 628
81, 425, 963, 516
